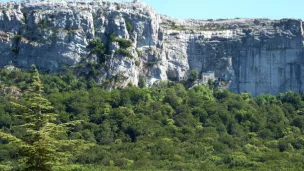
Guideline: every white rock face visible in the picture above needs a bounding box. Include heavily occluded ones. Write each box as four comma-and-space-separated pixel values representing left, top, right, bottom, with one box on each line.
0, 1, 303, 95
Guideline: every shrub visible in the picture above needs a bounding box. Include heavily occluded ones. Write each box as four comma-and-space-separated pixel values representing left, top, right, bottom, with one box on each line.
110, 35, 132, 49
116, 4, 121, 10
13, 34, 23, 41
148, 61, 158, 66
138, 78, 146, 88
135, 61, 140, 66
114, 73, 127, 82
11, 47, 19, 54
116, 48, 133, 58
118, 39, 132, 49
38, 18, 48, 29
136, 49, 142, 56
126, 22, 133, 34
170, 22, 187, 31
67, 30, 76, 35
128, 82, 133, 87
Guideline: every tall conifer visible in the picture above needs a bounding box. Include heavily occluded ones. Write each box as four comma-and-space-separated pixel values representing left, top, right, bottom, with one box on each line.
0, 66, 88, 170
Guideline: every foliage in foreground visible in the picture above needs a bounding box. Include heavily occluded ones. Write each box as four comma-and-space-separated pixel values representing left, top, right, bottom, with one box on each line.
0, 68, 88, 170
1, 69, 304, 170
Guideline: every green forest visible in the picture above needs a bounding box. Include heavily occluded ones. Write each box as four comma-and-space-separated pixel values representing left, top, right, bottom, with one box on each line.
1, 68, 304, 171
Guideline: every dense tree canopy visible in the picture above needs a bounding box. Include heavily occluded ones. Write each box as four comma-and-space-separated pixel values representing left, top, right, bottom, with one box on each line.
1, 69, 304, 170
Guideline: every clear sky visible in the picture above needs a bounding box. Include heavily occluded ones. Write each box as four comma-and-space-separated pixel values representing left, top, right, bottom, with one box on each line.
110, 0, 303, 20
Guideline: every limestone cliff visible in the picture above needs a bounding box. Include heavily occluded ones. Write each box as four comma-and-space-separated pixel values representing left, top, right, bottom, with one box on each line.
0, 1, 303, 96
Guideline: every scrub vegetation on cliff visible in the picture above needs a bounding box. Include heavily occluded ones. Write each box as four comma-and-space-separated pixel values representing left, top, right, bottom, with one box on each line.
1, 69, 304, 170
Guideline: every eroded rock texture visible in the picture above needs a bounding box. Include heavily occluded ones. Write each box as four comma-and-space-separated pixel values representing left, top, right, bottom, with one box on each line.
0, 1, 303, 96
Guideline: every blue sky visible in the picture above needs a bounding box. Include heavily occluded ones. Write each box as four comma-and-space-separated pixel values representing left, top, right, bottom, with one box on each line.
110, 0, 303, 20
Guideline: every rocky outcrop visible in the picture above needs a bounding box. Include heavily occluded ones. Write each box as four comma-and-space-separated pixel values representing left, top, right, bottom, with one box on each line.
0, 1, 303, 96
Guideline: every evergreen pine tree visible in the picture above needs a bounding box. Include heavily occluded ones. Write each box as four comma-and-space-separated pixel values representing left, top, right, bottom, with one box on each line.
0, 66, 88, 171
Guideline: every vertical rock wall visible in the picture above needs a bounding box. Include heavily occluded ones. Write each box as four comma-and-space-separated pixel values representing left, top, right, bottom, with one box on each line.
0, 1, 302, 95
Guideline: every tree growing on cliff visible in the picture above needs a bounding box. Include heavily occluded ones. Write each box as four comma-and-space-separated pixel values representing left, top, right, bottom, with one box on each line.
87, 38, 106, 63
126, 22, 133, 34
189, 70, 198, 83
0, 66, 88, 170
138, 78, 146, 88
207, 79, 215, 91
